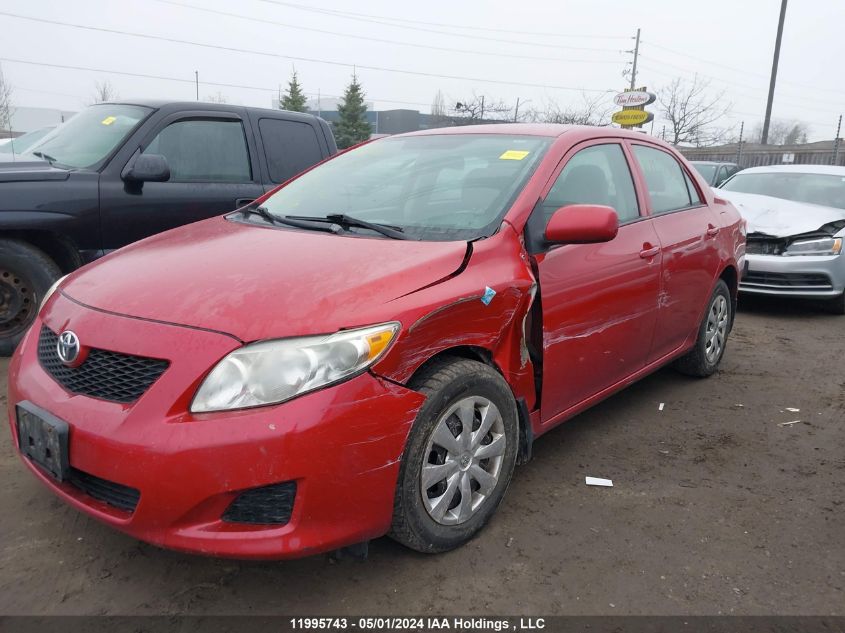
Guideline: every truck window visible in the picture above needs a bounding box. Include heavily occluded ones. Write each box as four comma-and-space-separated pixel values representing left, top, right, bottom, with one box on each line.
143, 119, 252, 182
258, 119, 323, 183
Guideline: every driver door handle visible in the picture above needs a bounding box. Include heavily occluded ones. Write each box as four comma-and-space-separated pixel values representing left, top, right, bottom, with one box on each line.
639, 245, 660, 259
706, 224, 720, 237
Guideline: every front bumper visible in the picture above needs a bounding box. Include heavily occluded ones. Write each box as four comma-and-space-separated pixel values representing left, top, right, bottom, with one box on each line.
7, 294, 425, 559
739, 253, 845, 299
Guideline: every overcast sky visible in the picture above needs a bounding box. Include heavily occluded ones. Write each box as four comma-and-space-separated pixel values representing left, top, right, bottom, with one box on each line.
1, 0, 843, 141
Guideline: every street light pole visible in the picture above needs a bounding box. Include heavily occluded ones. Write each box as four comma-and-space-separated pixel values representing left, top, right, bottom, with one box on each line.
630, 28, 641, 90
761, 0, 788, 145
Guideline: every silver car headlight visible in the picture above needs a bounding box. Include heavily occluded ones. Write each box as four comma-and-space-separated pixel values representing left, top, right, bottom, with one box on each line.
783, 237, 842, 257
39, 274, 69, 313
191, 322, 400, 413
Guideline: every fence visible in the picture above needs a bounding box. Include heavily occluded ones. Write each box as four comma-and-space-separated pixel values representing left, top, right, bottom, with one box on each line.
678, 140, 844, 168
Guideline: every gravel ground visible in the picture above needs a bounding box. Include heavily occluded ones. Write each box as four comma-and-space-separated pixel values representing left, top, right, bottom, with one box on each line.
0, 295, 842, 616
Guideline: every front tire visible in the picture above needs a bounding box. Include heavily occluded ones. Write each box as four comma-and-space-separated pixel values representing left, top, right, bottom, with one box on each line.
389, 357, 519, 553
674, 279, 732, 377
0, 239, 61, 356
824, 292, 845, 315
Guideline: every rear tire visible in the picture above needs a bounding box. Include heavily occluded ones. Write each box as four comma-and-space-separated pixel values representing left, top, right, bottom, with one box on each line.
389, 357, 519, 553
674, 280, 732, 377
0, 239, 61, 356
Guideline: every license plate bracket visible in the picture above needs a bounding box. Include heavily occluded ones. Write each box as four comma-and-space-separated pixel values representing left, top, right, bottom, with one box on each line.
16, 401, 70, 482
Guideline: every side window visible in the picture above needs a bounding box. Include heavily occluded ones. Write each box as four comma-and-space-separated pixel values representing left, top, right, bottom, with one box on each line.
258, 119, 324, 183
143, 119, 251, 182
684, 170, 702, 204
632, 145, 693, 214
541, 144, 640, 225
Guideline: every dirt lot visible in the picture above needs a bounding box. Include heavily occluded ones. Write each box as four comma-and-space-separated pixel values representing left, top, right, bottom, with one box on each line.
0, 295, 842, 616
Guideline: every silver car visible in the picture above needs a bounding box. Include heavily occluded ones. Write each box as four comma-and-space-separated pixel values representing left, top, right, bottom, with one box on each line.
716, 165, 845, 313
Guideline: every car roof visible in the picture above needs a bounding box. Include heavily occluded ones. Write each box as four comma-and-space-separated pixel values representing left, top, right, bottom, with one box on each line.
691, 160, 738, 166
735, 164, 845, 176
396, 123, 666, 141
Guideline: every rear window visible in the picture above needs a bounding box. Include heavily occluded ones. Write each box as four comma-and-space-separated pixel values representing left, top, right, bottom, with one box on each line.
259, 119, 324, 183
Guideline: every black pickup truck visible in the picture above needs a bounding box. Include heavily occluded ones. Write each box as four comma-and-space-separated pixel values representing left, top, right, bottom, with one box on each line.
0, 100, 337, 353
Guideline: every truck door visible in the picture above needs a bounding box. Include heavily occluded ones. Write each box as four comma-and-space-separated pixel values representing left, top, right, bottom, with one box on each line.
98, 110, 265, 250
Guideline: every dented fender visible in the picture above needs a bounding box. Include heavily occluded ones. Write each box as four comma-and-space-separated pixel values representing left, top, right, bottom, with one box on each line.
372, 223, 539, 411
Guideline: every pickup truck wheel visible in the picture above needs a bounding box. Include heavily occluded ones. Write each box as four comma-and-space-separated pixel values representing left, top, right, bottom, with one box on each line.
389, 357, 519, 553
673, 279, 732, 377
0, 240, 61, 356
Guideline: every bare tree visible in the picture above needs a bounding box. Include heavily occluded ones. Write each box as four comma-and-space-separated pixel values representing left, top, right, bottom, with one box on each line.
204, 91, 228, 103
656, 76, 731, 146
431, 90, 448, 125
749, 119, 809, 145
523, 93, 614, 126
0, 63, 14, 139
451, 93, 512, 124
90, 80, 118, 104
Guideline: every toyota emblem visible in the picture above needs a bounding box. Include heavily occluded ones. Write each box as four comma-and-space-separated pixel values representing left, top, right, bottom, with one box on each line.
56, 330, 81, 365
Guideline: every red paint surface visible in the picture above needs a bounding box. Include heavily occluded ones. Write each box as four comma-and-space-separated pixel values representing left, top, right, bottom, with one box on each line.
8, 125, 743, 559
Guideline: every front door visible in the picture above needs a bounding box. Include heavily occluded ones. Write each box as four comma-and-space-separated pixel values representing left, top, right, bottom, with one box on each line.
534, 141, 662, 426
99, 113, 265, 250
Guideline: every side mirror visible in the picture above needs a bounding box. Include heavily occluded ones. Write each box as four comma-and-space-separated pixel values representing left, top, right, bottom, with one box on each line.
123, 154, 170, 183
545, 204, 619, 245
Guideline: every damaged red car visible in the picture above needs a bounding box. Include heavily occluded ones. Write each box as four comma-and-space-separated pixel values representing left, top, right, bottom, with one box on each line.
8, 125, 745, 559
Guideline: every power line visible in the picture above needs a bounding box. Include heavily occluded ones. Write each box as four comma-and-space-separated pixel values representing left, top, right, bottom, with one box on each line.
152, 0, 625, 64
256, 0, 626, 52
0, 11, 615, 94
0, 57, 435, 108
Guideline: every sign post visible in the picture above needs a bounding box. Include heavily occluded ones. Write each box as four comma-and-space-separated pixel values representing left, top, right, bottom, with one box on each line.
612, 87, 655, 130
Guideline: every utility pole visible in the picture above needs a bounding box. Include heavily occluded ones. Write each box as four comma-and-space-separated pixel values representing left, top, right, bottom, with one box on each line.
480, 96, 485, 121
630, 28, 641, 90
761, 0, 788, 145
833, 115, 843, 165
736, 121, 745, 165
194, 71, 199, 101
513, 97, 520, 123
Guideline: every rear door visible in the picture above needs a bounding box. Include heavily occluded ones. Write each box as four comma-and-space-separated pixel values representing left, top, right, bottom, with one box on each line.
99, 110, 265, 250
629, 143, 722, 363
249, 114, 333, 191
532, 140, 662, 427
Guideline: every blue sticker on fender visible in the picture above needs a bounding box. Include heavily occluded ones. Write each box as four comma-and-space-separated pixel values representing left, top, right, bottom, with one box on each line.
481, 286, 496, 305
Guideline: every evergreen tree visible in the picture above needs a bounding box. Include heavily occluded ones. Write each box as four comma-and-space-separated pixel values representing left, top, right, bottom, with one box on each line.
280, 71, 308, 113
335, 74, 371, 149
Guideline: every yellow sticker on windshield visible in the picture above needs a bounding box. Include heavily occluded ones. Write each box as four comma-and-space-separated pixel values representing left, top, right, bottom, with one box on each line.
101, 116, 116, 125
499, 150, 530, 160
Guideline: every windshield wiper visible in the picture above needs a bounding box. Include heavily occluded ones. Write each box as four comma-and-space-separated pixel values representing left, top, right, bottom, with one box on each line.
288, 213, 409, 240
31, 151, 58, 164
240, 204, 343, 234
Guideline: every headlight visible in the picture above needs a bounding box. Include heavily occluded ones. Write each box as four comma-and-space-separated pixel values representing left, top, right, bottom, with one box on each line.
191, 322, 400, 413
783, 237, 842, 257
39, 274, 68, 313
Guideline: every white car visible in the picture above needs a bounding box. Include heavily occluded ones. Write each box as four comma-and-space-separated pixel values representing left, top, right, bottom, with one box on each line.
716, 164, 845, 313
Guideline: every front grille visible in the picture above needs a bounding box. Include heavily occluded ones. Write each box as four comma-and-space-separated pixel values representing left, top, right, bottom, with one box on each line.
68, 467, 140, 513
743, 271, 832, 288
223, 482, 296, 525
38, 327, 168, 404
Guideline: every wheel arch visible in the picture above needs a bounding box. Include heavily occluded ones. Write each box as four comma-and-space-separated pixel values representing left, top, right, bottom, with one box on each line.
718, 264, 739, 330
406, 347, 534, 465
0, 230, 82, 274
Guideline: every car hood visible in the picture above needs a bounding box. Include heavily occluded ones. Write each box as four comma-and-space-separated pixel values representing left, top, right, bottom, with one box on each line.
0, 158, 70, 182
716, 190, 845, 237
61, 217, 469, 342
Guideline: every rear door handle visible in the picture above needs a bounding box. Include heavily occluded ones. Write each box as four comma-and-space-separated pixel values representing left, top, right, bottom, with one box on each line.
235, 198, 255, 208
706, 224, 720, 237
639, 246, 660, 259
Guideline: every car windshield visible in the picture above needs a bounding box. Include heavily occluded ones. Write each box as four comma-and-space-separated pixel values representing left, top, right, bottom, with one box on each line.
721, 171, 845, 210
692, 163, 717, 182
0, 126, 55, 156
261, 134, 552, 241
21, 104, 152, 169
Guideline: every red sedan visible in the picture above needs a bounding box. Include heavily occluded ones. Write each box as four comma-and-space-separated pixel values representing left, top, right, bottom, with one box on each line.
8, 125, 745, 559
